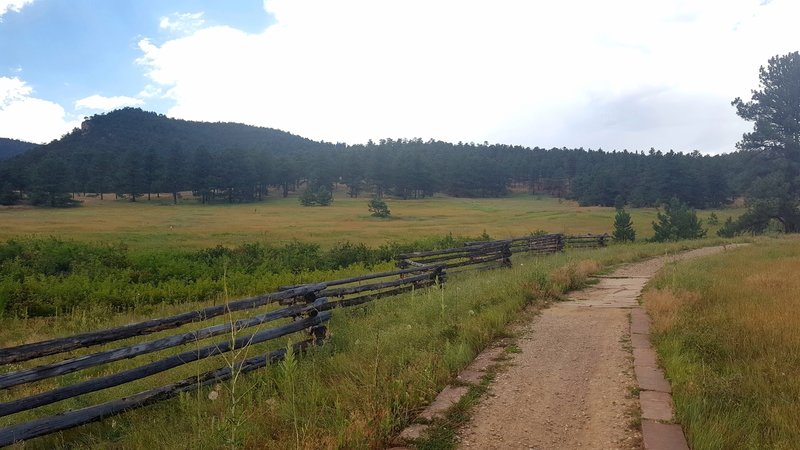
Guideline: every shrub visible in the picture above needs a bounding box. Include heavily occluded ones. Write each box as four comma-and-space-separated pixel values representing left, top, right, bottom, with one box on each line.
299, 186, 333, 206
651, 198, 706, 242
716, 216, 740, 238
367, 196, 391, 218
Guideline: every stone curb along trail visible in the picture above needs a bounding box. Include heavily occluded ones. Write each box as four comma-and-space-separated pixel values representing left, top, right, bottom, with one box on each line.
391, 245, 740, 450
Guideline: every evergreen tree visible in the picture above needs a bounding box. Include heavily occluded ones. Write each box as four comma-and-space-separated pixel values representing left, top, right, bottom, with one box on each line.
31, 158, 75, 207
118, 149, 145, 202
732, 51, 800, 232
192, 146, 213, 204
142, 148, 161, 201
612, 208, 635, 242
299, 185, 333, 206
717, 216, 739, 238
164, 143, 186, 204
651, 198, 707, 241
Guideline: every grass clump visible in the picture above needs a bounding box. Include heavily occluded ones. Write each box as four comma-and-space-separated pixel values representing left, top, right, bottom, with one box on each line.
643, 236, 800, 450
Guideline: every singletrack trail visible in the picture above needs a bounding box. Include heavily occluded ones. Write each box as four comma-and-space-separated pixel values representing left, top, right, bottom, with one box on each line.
457, 246, 732, 450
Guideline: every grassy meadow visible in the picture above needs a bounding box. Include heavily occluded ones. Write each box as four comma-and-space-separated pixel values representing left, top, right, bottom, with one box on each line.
0, 240, 730, 449
0, 190, 743, 251
0, 190, 754, 448
644, 236, 800, 450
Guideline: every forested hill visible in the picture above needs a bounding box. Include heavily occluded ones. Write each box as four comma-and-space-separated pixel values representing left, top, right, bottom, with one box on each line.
0, 137, 38, 161
0, 107, 756, 208
7, 107, 324, 165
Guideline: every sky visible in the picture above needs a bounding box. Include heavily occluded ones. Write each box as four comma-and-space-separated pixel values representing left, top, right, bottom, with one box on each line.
0, 0, 798, 153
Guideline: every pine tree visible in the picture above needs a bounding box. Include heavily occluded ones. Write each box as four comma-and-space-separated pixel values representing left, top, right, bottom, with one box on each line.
612, 208, 635, 242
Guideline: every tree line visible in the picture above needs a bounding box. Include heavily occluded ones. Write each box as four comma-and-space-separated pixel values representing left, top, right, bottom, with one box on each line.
0, 109, 750, 208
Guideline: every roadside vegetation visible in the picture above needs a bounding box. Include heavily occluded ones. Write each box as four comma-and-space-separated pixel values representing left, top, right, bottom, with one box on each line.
0, 233, 488, 317
0, 239, 732, 448
644, 236, 800, 449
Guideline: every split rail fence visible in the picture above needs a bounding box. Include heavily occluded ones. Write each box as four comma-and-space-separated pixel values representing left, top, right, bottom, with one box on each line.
0, 232, 605, 446
396, 233, 607, 271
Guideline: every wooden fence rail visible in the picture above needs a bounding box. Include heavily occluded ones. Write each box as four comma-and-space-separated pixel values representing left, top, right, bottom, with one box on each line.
0, 265, 445, 447
0, 339, 316, 446
564, 233, 608, 248
0, 232, 606, 446
0, 283, 326, 365
397, 233, 606, 272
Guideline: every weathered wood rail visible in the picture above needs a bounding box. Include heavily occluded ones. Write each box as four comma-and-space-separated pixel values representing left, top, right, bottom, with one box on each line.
0, 265, 445, 447
397, 233, 606, 271
0, 283, 326, 365
0, 232, 606, 446
564, 233, 608, 248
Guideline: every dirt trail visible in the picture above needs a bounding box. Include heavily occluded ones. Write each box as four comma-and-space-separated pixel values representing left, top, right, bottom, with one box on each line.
457, 246, 733, 450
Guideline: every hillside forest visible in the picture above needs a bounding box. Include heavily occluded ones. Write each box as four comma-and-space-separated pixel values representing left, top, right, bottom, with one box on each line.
0, 108, 750, 208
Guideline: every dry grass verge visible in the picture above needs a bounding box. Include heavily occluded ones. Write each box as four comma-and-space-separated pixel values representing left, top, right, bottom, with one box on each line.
644, 236, 800, 450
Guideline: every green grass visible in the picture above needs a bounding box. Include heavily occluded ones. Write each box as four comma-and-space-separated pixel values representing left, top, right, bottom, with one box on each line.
0, 191, 747, 447
643, 236, 800, 450
0, 191, 744, 251
0, 239, 732, 449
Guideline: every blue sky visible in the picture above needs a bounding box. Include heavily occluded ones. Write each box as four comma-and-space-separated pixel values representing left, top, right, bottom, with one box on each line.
2, 1, 269, 108
1, 0, 799, 153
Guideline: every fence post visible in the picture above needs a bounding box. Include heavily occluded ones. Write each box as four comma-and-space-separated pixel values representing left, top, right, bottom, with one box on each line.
430, 266, 446, 287
502, 242, 512, 267
301, 290, 327, 345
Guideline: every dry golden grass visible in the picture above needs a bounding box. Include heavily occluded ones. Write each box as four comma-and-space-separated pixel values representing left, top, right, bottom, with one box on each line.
0, 190, 742, 251
642, 289, 701, 334
644, 236, 800, 450
547, 259, 601, 292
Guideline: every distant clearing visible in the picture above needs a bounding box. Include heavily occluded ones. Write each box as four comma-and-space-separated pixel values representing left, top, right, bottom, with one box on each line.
0, 192, 740, 250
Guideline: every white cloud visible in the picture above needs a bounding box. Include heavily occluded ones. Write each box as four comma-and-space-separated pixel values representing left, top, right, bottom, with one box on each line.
0, 77, 80, 143
137, 84, 162, 99
136, 0, 800, 153
0, 0, 33, 20
159, 12, 205, 35
74, 94, 144, 111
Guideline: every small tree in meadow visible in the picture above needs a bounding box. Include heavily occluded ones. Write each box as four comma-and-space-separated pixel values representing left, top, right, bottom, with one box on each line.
315, 186, 333, 206
299, 188, 316, 206
612, 208, 635, 242
299, 185, 333, 206
368, 196, 390, 218
717, 216, 739, 238
651, 198, 707, 241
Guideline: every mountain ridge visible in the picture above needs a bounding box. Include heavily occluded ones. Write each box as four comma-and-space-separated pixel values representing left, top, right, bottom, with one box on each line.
0, 137, 39, 161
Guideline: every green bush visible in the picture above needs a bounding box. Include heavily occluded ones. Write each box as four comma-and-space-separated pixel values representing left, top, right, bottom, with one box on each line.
299, 186, 333, 206
368, 196, 391, 217
716, 216, 739, 238
651, 198, 706, 242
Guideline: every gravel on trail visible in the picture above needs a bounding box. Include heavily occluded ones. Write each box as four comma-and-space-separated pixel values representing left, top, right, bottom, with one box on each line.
457, 246, 734, 450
